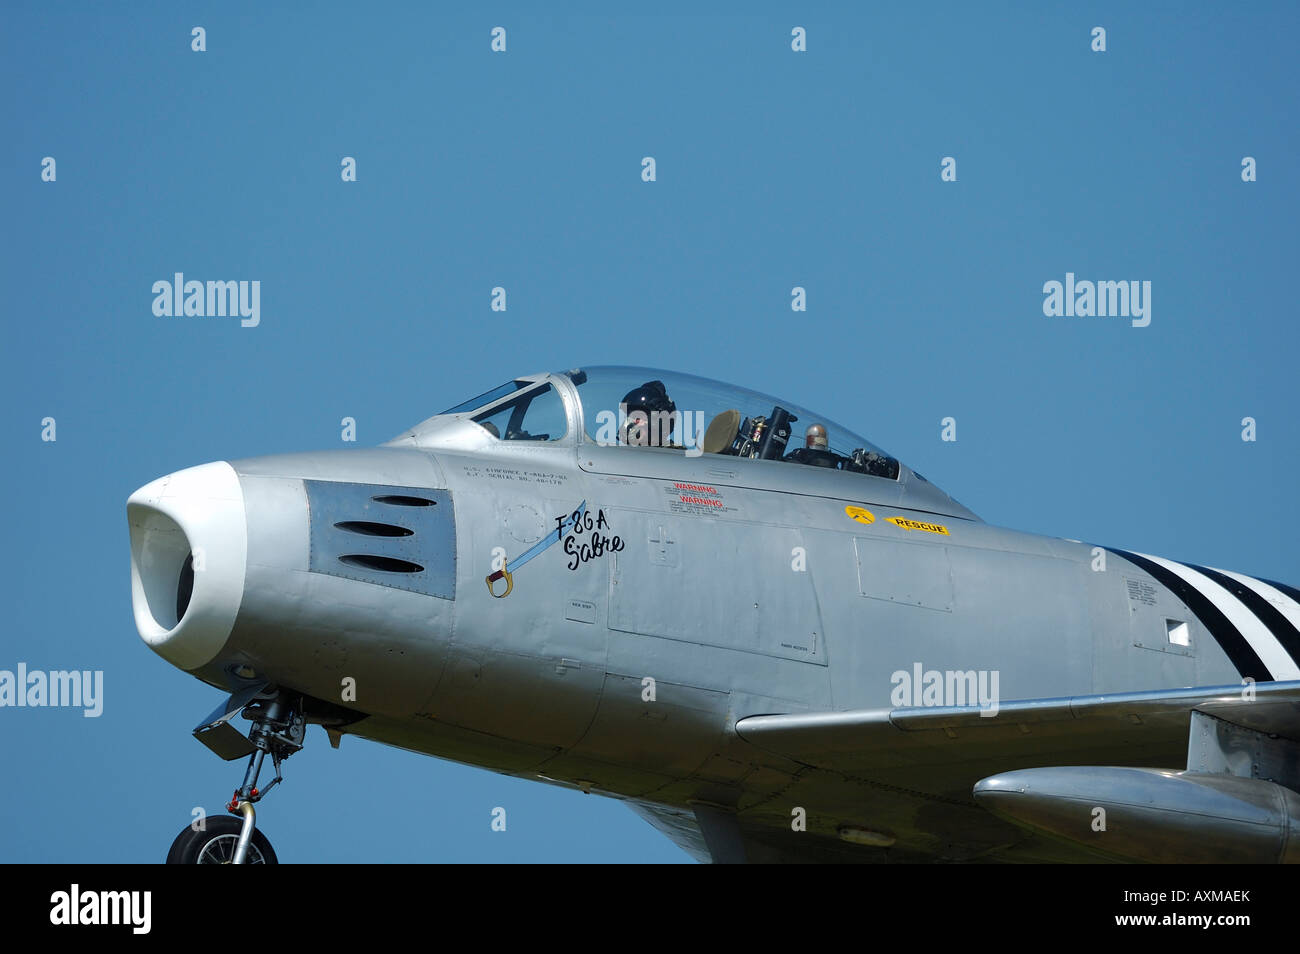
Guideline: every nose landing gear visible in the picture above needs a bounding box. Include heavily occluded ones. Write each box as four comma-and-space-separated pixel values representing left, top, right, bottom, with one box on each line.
166, 687, 306, 865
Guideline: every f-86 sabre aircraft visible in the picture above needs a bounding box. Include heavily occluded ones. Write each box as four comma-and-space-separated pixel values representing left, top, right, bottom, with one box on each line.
128, 366, 1300, 863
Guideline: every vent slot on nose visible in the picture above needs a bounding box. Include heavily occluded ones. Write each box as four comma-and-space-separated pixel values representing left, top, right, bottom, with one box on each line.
305, 481, 454, 599
176, 553, 195, 623
338, 554, 425, 574
334, 521, 413, 537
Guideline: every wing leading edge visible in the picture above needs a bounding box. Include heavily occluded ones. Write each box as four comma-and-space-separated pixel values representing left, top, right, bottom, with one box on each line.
734, 681, 1300, 775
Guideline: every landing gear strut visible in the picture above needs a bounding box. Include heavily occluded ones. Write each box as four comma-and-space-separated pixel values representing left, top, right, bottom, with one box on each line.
166, 688, 306, 865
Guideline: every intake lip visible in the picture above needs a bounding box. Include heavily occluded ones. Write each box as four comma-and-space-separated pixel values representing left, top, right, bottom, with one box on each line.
127, 460, 247, 671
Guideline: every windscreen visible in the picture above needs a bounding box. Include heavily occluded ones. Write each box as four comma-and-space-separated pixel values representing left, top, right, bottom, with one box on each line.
439, 380, 530, 416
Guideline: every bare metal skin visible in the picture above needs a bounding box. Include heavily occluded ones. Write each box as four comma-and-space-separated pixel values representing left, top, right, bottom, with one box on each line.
129, 367, 1300, 863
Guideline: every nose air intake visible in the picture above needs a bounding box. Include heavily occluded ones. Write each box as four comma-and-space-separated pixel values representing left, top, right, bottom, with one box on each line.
127, 461, 248, 671
175, 552, 196, 622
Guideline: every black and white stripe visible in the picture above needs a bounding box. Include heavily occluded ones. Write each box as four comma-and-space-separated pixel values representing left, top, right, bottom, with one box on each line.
1258, 575, 1300, 617
1107, 548, 1300, 681
1187, 564, 1300, 670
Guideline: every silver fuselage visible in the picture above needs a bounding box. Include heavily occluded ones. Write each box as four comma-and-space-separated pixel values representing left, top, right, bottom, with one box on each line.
128, 372, 1299, 862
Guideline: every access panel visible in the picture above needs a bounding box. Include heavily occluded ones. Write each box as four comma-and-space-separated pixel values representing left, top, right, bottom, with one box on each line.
607, 509, 826, 664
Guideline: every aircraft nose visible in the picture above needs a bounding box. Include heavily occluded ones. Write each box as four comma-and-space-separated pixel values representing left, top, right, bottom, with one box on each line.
127, 461, 247, 671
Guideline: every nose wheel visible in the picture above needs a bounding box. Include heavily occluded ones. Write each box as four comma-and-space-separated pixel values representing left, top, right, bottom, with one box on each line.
166, 813, 278, 864
166, 688, 305, 864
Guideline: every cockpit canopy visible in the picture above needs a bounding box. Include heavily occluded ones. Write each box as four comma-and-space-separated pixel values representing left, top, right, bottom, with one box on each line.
559, 366, 900, 477
422, 366, 901, 479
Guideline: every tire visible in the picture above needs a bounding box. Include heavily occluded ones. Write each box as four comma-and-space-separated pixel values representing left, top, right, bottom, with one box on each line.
166, 814, 279, 864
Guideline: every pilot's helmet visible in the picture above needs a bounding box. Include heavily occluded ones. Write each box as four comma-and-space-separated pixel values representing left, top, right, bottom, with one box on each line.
621, 380, 677, 446
806, 423, 828, 450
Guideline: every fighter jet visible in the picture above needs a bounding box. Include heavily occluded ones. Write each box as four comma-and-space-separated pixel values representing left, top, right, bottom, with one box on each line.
127, 366, 1300, 863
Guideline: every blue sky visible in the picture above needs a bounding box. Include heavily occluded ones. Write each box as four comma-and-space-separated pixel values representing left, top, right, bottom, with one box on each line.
3, 2, 1297, 862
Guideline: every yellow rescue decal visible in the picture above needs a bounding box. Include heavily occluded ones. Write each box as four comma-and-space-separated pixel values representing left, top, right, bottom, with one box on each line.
845, 506, 875, 525
887, 516, 949, 535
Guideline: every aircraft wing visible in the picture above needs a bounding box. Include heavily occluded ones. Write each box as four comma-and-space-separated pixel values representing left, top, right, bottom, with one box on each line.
632, 681, 1300, 863
734, 680, 1300, 775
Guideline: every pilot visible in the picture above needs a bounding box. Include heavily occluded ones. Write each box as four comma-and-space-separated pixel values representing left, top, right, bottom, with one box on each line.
784, 423, 839, 468
619, 380, 679, 447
